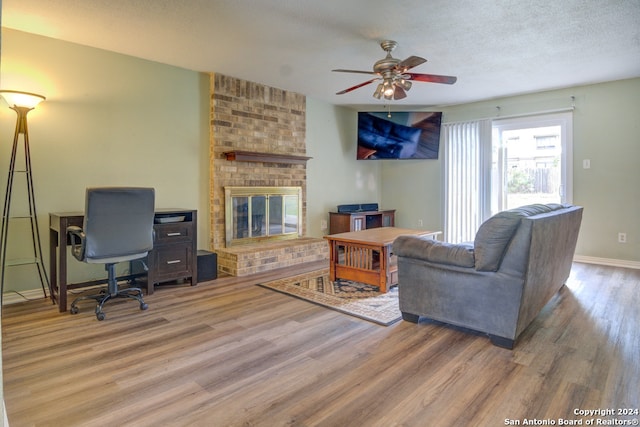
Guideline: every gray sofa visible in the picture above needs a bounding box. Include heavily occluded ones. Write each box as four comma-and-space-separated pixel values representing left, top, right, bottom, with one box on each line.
392, 204, 583, 349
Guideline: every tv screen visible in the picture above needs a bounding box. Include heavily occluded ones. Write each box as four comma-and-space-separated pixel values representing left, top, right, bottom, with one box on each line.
357, 111, 442, 160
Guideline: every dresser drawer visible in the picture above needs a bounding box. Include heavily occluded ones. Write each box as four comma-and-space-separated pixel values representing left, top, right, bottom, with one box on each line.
152, 243, 193, 279
154, 222, 193, 244
145, 209, 197, 294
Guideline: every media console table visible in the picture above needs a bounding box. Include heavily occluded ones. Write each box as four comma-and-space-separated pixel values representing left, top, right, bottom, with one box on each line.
328, 209, 395, 234
325, 227, 440, 293
49, 209, 197, 312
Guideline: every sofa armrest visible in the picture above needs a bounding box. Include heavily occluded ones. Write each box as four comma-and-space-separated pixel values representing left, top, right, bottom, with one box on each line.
393, 235, 475, 268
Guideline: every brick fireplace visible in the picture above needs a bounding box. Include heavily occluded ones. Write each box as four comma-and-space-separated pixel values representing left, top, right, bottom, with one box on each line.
209, 73, 328, 276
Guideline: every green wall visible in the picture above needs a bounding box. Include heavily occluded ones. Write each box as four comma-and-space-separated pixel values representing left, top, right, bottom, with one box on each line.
305, 99, 381, 237
0, 28, 210, 290
380, 78, 640, 264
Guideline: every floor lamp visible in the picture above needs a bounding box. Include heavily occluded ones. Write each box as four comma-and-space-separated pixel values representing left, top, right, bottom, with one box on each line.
0, 90, 50, 304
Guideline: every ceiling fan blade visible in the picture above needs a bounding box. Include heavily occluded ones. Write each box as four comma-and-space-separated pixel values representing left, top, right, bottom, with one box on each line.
406, 73, 457, 84
332, 69, 378, 75
396, 56, 427, 72
336, 78, 379, 95
393, 85, 407, 100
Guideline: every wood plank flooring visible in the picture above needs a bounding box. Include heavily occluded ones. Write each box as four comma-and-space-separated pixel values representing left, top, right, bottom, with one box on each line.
2, 261, 639, 427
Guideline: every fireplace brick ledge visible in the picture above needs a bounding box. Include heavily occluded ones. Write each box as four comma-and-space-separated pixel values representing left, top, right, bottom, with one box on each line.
214, 237, 328, 276
223, 150, 312, 165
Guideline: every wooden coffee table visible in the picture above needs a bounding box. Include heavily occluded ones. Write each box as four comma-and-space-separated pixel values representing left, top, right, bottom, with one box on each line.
324, 227, 440, 293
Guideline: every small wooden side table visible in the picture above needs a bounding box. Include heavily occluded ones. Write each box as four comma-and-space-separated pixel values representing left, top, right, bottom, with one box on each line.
324, 227, 440, 293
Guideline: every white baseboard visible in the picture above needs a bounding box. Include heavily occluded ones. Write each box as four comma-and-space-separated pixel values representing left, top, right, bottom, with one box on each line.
3, 399, 8, 427
574, 255, 640, 270
2, 289, 47, 305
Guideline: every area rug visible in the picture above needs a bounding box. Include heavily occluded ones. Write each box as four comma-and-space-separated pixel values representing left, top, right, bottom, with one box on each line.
258, 269, 401, 326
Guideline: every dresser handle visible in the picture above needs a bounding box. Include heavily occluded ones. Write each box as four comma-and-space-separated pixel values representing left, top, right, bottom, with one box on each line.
166, 232, 182, 237
166, 260, 181, 264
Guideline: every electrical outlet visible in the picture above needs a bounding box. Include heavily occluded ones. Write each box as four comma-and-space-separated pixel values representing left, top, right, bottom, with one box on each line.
583, 159, 591, 169
320, 219, 327, 231
418, 219, 423, 227
618, 232, 627, 243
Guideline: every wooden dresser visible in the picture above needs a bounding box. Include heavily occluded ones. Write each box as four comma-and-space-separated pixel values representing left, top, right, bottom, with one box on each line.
146, 209, 198, 294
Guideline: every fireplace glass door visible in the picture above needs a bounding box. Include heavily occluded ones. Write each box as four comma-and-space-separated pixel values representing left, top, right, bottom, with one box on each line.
225, 187, 302, 246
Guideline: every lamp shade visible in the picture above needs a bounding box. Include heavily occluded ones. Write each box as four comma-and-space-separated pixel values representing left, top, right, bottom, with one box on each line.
0, 90, 46, 109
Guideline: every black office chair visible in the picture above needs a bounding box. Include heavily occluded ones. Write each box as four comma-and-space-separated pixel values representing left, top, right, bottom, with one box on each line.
68, 187, 155, 320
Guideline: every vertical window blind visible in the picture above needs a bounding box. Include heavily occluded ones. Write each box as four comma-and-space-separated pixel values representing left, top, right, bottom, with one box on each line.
443, 120, 491, 243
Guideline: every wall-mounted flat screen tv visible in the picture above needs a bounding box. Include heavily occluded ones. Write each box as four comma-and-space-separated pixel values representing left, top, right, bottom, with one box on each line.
357, 111, 443, 160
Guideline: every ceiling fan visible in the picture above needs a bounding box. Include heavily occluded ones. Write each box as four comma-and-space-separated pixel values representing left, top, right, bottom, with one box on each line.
333, 40, 457, 100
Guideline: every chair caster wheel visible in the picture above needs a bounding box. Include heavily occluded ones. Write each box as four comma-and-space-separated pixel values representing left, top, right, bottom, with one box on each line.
70, 306, 79, 315
140, 303, 148, 311
96, 311, 106, 321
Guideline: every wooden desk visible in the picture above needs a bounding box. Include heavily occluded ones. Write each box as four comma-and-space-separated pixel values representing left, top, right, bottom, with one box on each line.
324, 227, 440, 293
49, 209, 197, 312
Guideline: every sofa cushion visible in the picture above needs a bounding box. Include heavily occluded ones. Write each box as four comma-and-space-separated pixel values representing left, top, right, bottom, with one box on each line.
474, 212, 522, 271
473, 203, 565, 272
510, 203, 558, 216
393, 236, 475, 268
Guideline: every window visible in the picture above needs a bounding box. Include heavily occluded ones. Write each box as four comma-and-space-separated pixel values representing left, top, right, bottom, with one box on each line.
444, 112, 572, 243
491, 112, 572, 214
535, 134, 558, 149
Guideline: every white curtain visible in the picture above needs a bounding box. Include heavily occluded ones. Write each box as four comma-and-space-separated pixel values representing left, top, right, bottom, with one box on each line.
443, 119, 492, 243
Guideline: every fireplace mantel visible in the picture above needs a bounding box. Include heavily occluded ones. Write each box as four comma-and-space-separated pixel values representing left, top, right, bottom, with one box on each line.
223, 150, 312, 165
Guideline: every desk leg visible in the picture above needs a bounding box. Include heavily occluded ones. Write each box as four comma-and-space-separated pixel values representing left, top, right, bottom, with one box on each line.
49, 228, 58, 305
146, 254, 155, 295
58, 220, 68, 312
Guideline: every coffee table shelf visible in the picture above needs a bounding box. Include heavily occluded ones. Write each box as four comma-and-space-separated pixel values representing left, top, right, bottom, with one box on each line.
325, 227, 440, 293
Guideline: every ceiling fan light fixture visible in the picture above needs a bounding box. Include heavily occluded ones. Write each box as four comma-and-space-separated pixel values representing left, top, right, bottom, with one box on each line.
335, 40, 457, 101
383, 80, 394, 97
396, 78, 412, 91
373, 83, 384, 99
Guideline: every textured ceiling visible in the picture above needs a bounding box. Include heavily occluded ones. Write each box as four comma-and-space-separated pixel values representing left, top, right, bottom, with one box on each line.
2, 0, 640, 107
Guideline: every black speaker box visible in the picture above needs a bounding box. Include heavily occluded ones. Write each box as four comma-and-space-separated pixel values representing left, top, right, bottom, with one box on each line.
197, 250, 217, 282
337, 204, 361, 213
337, 203, 379, 213
361, 203, 379, 211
